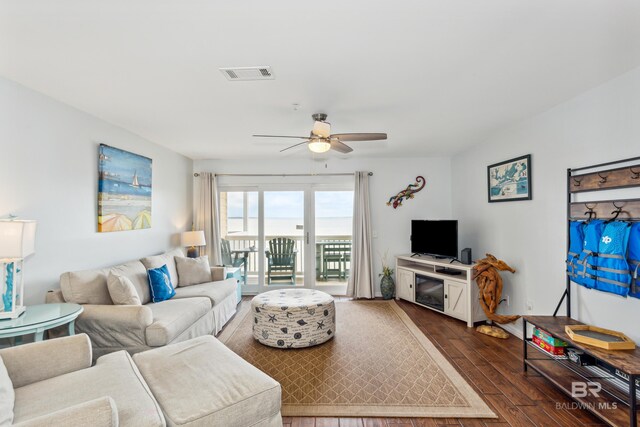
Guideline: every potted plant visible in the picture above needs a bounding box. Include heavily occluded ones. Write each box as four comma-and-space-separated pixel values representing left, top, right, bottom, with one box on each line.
379, 250, 395, 300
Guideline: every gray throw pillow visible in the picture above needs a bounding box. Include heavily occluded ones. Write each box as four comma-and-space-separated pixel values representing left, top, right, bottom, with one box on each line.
176, 256, 212, 287
0, 355, 14, 426
107, 272, 142, 305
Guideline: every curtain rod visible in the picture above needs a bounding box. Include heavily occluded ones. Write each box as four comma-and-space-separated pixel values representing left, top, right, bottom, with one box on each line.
193, 172, 373, 177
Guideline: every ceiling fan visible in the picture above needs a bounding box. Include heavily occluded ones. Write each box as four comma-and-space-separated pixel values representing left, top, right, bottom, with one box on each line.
253, 113, 387, 154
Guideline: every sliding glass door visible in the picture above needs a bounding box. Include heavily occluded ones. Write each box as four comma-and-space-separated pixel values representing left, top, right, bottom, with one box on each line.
219, 183, 353, 295
314, 191, 353, 295
219, 189, 259, 286
264, 191, 305, 286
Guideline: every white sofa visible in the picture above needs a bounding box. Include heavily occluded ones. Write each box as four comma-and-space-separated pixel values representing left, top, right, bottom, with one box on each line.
0, 334, 283, 427
46, 249, 238, 359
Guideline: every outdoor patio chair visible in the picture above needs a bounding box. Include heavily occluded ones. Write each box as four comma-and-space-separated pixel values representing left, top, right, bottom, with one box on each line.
322, 243, 351, 280
221, 239, 247, 269
265, 237, 297, 284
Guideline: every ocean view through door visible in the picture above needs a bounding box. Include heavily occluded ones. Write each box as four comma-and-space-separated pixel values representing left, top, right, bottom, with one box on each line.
315, 191, 353, 295
264, 191, 305, 286
219, 184, 353, 295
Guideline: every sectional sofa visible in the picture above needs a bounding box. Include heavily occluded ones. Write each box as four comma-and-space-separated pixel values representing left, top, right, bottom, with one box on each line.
0, 334, 283, 426
46, 249, 238, 359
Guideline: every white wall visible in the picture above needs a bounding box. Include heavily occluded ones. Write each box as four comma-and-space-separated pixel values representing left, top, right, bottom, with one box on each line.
452, 66, 640, 342
194, 156, 452, 295
0, 77, 193, 304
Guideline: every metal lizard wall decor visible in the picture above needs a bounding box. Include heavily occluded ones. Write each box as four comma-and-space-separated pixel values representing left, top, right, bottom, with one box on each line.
387, 176, 426, 209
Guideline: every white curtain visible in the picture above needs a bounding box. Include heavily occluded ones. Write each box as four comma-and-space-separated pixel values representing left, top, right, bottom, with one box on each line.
346, 171, 374, 299
195, 172, 222, 266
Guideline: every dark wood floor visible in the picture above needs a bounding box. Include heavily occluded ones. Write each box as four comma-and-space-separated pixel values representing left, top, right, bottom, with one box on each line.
280, 299, 604, 427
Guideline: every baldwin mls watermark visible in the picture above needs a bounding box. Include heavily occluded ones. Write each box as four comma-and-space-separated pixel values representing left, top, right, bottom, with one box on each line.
555, 381, 618, 411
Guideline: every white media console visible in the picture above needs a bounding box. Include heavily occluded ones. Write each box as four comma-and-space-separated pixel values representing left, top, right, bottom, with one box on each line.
395, 255, 486, 327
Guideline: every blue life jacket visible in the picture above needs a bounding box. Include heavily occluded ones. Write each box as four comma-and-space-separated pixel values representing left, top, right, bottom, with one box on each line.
628, 223, 640, 299
594, 221, 631, 297
566, 221, 585, 286
576, 219, 605, 289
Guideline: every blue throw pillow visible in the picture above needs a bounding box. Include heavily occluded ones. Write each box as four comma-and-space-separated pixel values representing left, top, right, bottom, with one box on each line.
147, 264, 176, 303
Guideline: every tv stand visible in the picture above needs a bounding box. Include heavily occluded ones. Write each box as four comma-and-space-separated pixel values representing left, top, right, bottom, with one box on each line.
395, 255, 486, 327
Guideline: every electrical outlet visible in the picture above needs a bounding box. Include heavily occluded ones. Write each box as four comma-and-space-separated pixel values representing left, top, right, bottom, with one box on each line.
373, 230, 378, 238
526, 300, 533, 311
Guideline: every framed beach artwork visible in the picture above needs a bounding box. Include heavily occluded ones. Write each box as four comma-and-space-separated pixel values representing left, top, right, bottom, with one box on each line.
98, 144, 152, 232
487, 154, 532, 203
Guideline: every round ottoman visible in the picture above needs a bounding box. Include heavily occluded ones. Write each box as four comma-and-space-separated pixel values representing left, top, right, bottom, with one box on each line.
251, 289, 335, 348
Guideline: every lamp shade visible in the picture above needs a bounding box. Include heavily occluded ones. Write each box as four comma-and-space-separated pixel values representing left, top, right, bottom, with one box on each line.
0, 220, 37, 259
308, 139, 331, 153
181, 230, 206, 247
312, 120, 331, 138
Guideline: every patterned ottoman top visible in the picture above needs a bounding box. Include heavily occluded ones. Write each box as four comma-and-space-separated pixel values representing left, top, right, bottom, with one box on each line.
252, 289, 334, 312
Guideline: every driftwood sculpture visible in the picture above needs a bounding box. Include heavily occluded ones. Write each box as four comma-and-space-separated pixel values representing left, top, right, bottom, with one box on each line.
473, 254, 519, 338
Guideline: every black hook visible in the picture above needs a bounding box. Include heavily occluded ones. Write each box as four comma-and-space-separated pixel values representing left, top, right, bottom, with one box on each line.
584, 203, 597, 220
631, 167, 640, 180
597, 172, 608, 184
609, 201, 624, 221
572, 176, 582, 187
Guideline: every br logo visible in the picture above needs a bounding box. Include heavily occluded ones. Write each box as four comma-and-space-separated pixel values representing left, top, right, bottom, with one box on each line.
572, 381, 601, 398
601, 235, 612, 244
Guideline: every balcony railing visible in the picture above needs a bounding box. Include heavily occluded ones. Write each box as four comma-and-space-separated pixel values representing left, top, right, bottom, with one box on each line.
223, 235, 351, 279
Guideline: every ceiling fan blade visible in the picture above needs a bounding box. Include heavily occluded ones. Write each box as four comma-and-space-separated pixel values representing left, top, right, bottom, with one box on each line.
253, 135, 311, 139
280, 141, 309, 153
330, 133, 387, 141
330, 140, 353, 153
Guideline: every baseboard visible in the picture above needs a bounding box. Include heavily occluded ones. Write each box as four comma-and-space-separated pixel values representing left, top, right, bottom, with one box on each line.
499, 321, 523, 340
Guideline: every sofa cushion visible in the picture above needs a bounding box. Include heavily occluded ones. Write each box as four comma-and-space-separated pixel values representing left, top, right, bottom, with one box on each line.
60, 261, 149, 305
110, 262, 152, 305
175, 256, 212, 287
145, 298, 211, 346
147, 265, 176, 303
173, 279, 236, 306
133, 336, 281, 427
107, 272, 142, 305
0, 355, 14, 426
140, 248, 184, 288
13, 350, 165, 427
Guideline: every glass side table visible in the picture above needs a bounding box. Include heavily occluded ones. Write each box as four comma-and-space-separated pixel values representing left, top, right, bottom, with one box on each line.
0, 303, 83, 343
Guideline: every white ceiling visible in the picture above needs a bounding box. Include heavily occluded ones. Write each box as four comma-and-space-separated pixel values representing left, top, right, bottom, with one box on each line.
2, 1, 640, 160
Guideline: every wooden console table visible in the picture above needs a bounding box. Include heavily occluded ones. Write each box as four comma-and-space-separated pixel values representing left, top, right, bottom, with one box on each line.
523, 316, 640, 427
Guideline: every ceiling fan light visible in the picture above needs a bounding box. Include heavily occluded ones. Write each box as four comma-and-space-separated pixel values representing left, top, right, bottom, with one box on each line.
312, 121, 331, 138
308, 139, 331, 153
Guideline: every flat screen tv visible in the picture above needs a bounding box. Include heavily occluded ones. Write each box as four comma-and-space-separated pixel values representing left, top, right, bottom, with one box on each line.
410, 220, 458, 258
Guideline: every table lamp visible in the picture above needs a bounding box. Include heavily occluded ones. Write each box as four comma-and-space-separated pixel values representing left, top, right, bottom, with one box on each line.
181, 230, 206, 258
0, 219, 37, 319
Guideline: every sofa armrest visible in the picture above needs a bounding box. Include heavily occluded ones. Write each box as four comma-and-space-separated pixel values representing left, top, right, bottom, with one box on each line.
0, 334, 92, 388
45, 289, 65, 303
79, 304, 153, 330
211, 266, 225, 282
15, 396, 118, 427
76, 304, 153, 348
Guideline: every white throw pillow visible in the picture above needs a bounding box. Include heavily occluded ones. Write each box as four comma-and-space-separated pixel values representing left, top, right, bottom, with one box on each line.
176, 256, 212, 287
107, 272, 142, 305
0, 355, 14, 426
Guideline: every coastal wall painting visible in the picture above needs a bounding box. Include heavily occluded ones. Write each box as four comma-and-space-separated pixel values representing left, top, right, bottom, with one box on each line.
487, 154, 532, 203
98, 144, 152, 232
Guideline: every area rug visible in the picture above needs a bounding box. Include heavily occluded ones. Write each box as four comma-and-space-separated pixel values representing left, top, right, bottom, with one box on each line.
218, 300, 496, 418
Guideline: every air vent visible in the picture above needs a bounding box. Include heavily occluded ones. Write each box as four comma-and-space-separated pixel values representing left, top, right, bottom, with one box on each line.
219, 66, 275, 81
